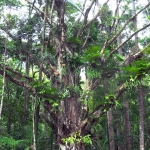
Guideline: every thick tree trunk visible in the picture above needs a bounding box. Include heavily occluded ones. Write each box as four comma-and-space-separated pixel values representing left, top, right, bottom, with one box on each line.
123, 100, 132, 150
59, 143, 85, 150
57, 95, 83, 150
107, 109, 115, 150
59, 144, 84, 150
55, 3, 84, 146
138, 83, 144, 150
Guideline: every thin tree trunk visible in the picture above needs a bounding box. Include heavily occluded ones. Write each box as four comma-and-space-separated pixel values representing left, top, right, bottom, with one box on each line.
115, 107, 122, 150
0, 67, 6, 125
6, 81, 11, 134
145, 98, 150, 149
132, 0, 139, 53
107, 109, 115, 150
123, 100, 132, 150
116, 2, 122, 146
0, 29, 7, 125
32, 96, 36, 150
132, 1, 144, 149
23, 0, 33, 125
116, 0, 122, 56
24, 55, 30, 125
115, 2, 122, 149
138, 82, 144, 150
32, 1, 48, 149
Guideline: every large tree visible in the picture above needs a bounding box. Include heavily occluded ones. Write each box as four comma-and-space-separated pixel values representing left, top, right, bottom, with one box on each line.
0, 0, 150, 149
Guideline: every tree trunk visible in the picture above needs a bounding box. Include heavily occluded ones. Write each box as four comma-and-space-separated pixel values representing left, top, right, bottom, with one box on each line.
32, 97, 36, 150
24, 55, 29, 125
57, 95, 83, 150
6, 81, 12, 134
145, 98, 150, 149
107, 109, 115, 150
115, 2, 122, 149
0, 30, 7, 125
123, 100, 132, 150
138, 82, 144, 150
59, 142, 85, 150
32, 95, 40, 150
115, 107, 122, 150
54, 1, 85, 148
116, 0, 122, 56
132, 0, 139, 53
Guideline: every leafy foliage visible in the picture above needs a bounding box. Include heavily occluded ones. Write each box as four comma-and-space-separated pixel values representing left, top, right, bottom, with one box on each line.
62, 132, 92, 145
82, 46, 101, 62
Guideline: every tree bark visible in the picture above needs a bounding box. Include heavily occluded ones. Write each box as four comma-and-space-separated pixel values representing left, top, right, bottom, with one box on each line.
138, 83, 144, 150
107, 109, 115, 150
0, 28, 7, 125
123, 100, 132, 150
115, 107, 122, 150
116, 0, 122, 56
6, 81, 11, 134
59, 142, 85, 150
24, 55, 30, 125
132, 0, 139, 53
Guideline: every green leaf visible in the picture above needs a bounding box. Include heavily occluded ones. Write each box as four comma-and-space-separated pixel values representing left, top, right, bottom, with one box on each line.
104, 50, 110, 58
147, 16, 150, 20
67, 37, 81, 45
143, 43, 150, 54
83, 135, 92, 145
66, 0, 82, 13
124, 66, 141, 74
113, 54, 124, 62
115, 101, 121, 107
82, 46, 101, 62
52, 102, 59, 107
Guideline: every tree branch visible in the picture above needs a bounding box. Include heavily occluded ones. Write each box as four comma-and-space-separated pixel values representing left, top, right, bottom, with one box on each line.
110, 22, 150, 56
26, 0, 51, 26
77, 0, 110, 38
40, 112, 57, 134
0, 64, 33, 81
79, 43, 150, 131
111, 0, 121, 30
106, 2, 150, 47
0, 69, 35, 93
83, 0, 96, 25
